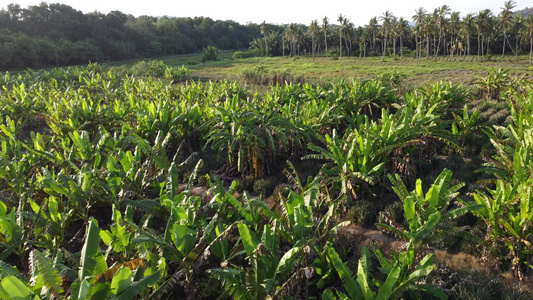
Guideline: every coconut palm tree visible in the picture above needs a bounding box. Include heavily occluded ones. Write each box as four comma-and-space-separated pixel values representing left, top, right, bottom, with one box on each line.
323, 16, 329, 62
368, 17, 379, 54
295, 27, 304, 55
284, 25, 295, 56
476, 9, 492, 60
413, 7, 427, 60
260, 21, 269, 56
360, 27, 368, 59
512, 14, 525, 61
436, 5, 451, 55
431, 9, 439, 57
449, 11, 461, 58
380, 10, 394, 61
463, 13, 476, 62
396, 17, 409, 56
423, 14, 435, 60
499, 0, 516, 57
390, 17, 398, 55
309, 19, 320, 60
342, 17, 352, 56
337, 14, 344, 59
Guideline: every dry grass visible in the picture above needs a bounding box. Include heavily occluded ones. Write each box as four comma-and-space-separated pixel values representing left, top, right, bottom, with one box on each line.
435, 250, 533, 295
435, 250, 491, 273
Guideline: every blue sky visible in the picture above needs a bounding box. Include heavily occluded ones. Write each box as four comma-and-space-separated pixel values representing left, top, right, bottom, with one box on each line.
4, 0, 531, 26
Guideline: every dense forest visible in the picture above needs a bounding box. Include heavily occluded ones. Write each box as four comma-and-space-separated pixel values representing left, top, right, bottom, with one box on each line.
0, 2, 278, 69
1, 2, 533, 70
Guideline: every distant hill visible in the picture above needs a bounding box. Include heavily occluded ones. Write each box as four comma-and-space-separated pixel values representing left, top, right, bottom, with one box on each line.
515, 7, 532, 18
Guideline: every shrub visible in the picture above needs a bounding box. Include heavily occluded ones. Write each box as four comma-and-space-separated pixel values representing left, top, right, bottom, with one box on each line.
346, 200, 378, 227
130, 60, 166, 77
232, 49, 262, 59
164, 65, 190, 82
202, 45, 219, 62
253, 179, 274, 196
328, 49, 339, 60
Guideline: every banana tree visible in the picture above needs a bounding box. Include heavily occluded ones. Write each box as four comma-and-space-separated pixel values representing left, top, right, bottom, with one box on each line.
210, 221, 310, 299
207, 105, 298, 178
305, 128, 385, 204
472, 180, 533, 280
322, 245, 446, 299
378, 169, 483, 250
69, 218, 163, 300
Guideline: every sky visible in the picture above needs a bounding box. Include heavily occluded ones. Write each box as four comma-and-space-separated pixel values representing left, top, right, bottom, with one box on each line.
2, 0, 531, 26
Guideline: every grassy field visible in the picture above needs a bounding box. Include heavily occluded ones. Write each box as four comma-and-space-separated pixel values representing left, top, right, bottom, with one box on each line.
143, 51, 533, 86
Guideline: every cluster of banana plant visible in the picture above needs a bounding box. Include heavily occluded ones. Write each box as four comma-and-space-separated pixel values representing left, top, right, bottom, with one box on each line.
2, 61, 532, 298
472, 97, 533, 280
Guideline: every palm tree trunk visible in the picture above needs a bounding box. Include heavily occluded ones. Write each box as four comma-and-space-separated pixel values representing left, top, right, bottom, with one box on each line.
433, 35, 438, 58
481, 36, 485, 60
529, 34, 533, 66
382, 35, 387, 61
514, 37, 518, 60
345, 38, 350, 56
282, 36, 285, 57
467, 34, 470, 62
325, 31, 328, 62
415, 35, 418, 60
502, 31, 507, 57
312, 34, 315, 61
426, 33, 430, 60
400, 36, 403, 57
339, 31, 342, 59
477, 34, 481, 61
442, 32, 448, 55
393, 35, 396, 56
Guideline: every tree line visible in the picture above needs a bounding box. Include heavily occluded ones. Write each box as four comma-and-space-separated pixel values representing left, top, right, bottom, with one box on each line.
0, 2, 272, 69
1, 1, 533, 70
250, 2, 533, 64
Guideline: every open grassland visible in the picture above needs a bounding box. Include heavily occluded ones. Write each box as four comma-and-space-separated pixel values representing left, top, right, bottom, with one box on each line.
149, 52, 533, 86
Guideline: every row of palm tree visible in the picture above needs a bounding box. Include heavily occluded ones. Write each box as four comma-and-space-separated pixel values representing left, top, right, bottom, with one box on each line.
252, 2, 533, 64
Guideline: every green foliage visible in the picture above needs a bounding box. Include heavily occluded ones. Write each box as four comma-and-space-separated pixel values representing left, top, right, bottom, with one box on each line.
233, 49, 263, 59
474, 68, 512, 99
0, 275, 39, 300
0, 3, 262, 69
202, 45, 220, 62
378, 169, 483, 249
325, 245, 446, 299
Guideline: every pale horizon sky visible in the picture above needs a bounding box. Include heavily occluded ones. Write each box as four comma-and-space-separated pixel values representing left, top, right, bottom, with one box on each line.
2, 0, 531, 27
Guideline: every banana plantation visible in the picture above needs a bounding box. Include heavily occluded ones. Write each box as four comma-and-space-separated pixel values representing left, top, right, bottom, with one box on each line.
0, 61, 533, 299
